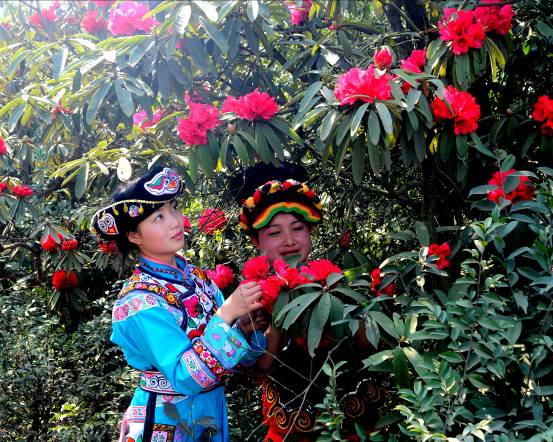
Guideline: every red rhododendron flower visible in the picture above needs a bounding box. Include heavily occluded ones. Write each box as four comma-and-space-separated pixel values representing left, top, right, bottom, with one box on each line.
286, 0, 312, 26
273, 259, 311, 289
182, 214, 192, 232
334, 66, 392, 105
42, 234, 60, 253
487, 169, 534, 203
198, 208, 227, 235
475, 1, 514, 35
108, 1, 156, 36
221, 89, 279, 121
82, 10, 107, 34
0, 138, 6, 155
374, 48, 393, 70
61, 239, 78, 251
52, 269, 78, 291
439, 8, 486, 55
178, 98, 220, 146
29, 3, 58, 28
0, 182, 8, 194
11, 184, 33, 198
242, 256, 270, 281
301, 259, 342, 284
207, 264, 235, 290
92, 0, 116, 7
99, 240, 118, 254
133, 109, 164, 130
427, 243, 452, 270
259, 275, 286, 313
431, 86, 480, 135
531, 95, 553, 136
51, 101, 72, 117
400, 49, 426, 74
339, 232, 351, 249
370, 268, 396, 296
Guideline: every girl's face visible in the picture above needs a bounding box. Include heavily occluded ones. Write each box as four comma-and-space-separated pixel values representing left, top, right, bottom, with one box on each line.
127, 201, 184, 264
252, 213, 311, 263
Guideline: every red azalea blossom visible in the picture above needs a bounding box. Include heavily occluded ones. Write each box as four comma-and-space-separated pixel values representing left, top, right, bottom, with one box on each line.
286, 0, 312, 26
273, 259, 311, 289
259, 275, 286, 313
99, 240, 118, 254
82, 10, 107, 34
487, 169, 534, 203
0, 182, 8, 193
182, 214, 192, 232
531, 95, 553, 136
427, 243, 452, 270
242, 256, 270, 281
301, 259, 342, 284
221, 89, 279, 121
178, 98, 220, 146
29, 3, 58, 28
475, 1, 514, 35
61, 239, 78, 251
0, 138, 6, 155
400, 48, 426, 74
133, 109, 164, 130
52, 269, 78, 291
374, 48, 393, 70
207, 264, 235, 290
431, 86, 480, 135
41, 234, 60, 253
438, 8, 486, 55
108, 1, 157, 36
334, 66, 392, 106
198, 208, 227, 235
11, 184, 33, 198
370, 268, 396, 296
92, 0, 116, 7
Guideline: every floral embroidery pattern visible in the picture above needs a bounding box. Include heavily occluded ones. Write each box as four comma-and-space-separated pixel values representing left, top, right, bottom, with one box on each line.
113, 293, 158, 322
181, 351, 217, 388
192, 339, 225, 379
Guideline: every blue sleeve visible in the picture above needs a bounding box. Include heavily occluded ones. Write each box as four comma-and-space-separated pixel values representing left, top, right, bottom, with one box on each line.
111, 291, 252, 396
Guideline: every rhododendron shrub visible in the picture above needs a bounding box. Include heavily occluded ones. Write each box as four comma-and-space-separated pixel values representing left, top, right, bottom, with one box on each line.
531, 95, 553, 136
0, 138, 6, 155
334, 66, 392, 105
438, 8, 486, 55
427, 243, 452, 270
370, 268, 396, 296
198, 208, 227, 235
475, 1, 514, 35
286, 0, 312, 26
374, 48, 393, 70
82, 10, 107, 34
52, 269, 78, 290
207, 264, 235, 290
133, 109, 164, 130
178, 99, 219, 146
222, 89, 279, 121
487, 169, 534, 203
431, 86, 481, 135
108, 1, 156, 36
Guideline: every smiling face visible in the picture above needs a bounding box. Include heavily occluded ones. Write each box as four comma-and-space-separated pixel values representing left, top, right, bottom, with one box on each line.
252, 213, 312, 263
127, 201, 185, 265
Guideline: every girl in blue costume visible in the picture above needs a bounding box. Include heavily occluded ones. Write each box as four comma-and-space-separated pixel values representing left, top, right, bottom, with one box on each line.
92, 166, 266, 442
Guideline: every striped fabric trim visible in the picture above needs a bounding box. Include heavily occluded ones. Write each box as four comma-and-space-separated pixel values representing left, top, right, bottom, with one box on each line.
252, 201, 322, 229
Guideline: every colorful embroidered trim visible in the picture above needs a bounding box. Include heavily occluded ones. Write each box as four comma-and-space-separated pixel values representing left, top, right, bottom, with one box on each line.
181, 351, 217, 389
123, 406, 147, 423
252, 201, 322, 229
112, 293, 158, 322
118, 281, 182, 309
139, 371, 179, 395
151, 423, 176, 442
192, 339, 225, 379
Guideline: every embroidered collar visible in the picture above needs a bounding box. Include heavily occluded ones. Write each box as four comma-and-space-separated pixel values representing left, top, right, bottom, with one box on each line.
138, 254, 189, 284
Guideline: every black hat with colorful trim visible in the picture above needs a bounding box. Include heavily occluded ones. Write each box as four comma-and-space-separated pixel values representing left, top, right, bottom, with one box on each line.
229, 162, 323, 235
91, 166, 182, 241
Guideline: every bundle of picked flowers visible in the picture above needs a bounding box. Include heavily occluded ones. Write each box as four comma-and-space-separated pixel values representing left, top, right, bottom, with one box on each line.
240, 256, 342, 314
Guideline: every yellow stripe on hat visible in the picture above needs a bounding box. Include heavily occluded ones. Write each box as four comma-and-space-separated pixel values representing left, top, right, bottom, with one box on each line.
252, 202, 321, 229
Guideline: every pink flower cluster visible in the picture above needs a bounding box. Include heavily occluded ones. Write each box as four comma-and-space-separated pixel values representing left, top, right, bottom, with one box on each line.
487, 169, 534, 203
133, 109, 164, 130
11, 184, 33, 198
334, 66, 392, 106
108, 1, 157, 36
178, 98, 220, 146
286, 0, 312, 26
439, 3, 513, 55
0, 138, 6, 155
431, 86, 481, 135
241, 256, 342, 313
531, 95, 553, 136
29, 2, 58, 28
198, 208, 227, 235
427, 243, 452, 270
374, 48, 393, 70
207, 264, 235, 290
222, 89, 279, 121
82, 10, 107, 34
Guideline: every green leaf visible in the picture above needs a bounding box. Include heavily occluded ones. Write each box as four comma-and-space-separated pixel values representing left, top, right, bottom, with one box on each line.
53, 46, 68, 80
368, 311, 399, 339
198, 146, 215, 177
247, 0, 259, 21
240, 130, 272, 164
117, 157, 132, 181
367, 110, 381, 146
277, 292, 321, 329
232, 133, 251, 165
393, 347, 410, 389
350, 102, 370, 137
298, 81, 323, 115
114, 79, 134, 117
75, 163, 89, 200
129, 38, 154, 67
85, 81, 112, 125
253, 124, 273, 163
375, 102, 393, 134
351, 139, 365, 185
157, 59, 170, 100
175, 5, 192, 34
194, 0, 218, 21
415, 221, 429, 246
336, 113, 352, 145
258, 123, 284, 160
187, 37, 213, 74
200, 16, 229, 53
454, 53, 471, 89
363, 350, 394, 368
320, 110, 337, 141
307, 293, 331, 357
8, 103, 26, 132
366, 133, 381, 173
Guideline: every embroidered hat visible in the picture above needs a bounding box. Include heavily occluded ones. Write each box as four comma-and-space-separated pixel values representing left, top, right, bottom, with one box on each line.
229, 162, 323, 235
91, 166, 182, 241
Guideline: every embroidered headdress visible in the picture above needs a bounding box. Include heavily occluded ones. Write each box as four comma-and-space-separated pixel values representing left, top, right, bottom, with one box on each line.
229, 162, 323, 235
91, 166, 182, 241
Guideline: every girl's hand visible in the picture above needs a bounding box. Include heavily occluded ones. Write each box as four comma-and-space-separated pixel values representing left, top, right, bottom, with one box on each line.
217, 281, 263, 325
